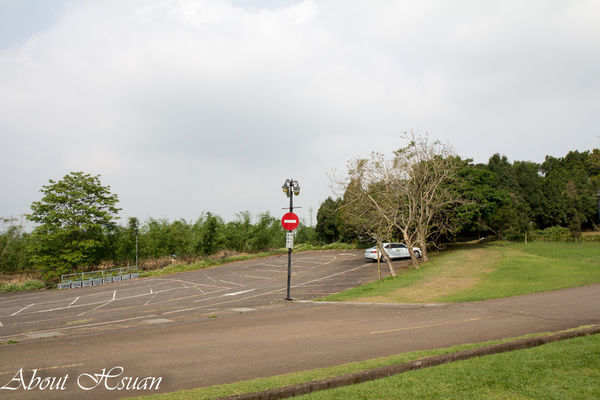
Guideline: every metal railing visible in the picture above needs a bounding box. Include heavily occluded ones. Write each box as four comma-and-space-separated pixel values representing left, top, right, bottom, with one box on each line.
58, 266, 140, 289
61, 266, 138, 283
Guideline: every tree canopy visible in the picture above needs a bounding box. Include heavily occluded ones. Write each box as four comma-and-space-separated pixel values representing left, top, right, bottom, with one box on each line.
27, 172, 121, 281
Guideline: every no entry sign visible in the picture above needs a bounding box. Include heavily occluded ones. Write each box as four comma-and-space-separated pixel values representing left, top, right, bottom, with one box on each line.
281, 212, 299, 231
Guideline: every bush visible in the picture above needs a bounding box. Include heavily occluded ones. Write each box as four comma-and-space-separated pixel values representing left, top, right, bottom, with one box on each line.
0, 280, 45, 292
530, 226, 577, 242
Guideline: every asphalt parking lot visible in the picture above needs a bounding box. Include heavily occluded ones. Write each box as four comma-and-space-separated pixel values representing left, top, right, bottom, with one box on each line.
0, 249, 401, 341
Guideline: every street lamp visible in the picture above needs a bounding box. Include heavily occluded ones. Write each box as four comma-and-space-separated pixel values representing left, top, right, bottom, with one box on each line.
282, 179, 300, 300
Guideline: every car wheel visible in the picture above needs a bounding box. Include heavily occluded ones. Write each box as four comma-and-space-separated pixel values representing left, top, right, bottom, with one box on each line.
415, 250, 422, 258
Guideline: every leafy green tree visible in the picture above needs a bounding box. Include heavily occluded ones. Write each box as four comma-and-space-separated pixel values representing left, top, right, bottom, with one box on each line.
541, 151, 597, 228
248, 212, 282, 252
197, 212, 224, 255
224, 211, 253, 252
27, 172, 120, 282
452, 162, 509, 238
0, 217, 33, 275
316, 197, 343, 243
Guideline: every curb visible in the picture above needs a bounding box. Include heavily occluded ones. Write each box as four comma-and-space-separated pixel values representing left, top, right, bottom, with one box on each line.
217, 326, 600, 400
295, 300, 448, 308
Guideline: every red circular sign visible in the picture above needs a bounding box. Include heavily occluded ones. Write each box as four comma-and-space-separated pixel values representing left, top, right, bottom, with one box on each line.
281, 212, 300, 231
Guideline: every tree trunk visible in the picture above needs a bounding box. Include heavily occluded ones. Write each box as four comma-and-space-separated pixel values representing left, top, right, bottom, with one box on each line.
376, 241, 395, 277
376, 248, 382, 281
418, 241, 429, 262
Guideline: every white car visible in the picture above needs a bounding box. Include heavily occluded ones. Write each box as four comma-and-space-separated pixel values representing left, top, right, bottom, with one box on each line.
364, 243, 422, 261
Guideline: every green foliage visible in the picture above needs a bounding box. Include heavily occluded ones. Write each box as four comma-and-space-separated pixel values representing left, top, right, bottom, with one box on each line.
27, 172, 120, 282
0, 280, 45, 292
529, 226, 571, 242
315, 197, 343, 243
0, 218, 33, 274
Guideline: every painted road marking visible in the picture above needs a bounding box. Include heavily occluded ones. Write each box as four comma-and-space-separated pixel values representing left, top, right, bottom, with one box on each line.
144, 292, 157, 306
77, 301, 113, 317
171, 263, 371, 314
240, 274, 271, 280
223, 289, 256, 297
0, 320, 3, 327
0, 315, 157, 341
370, 317, 485, 335
144, 318, 173, 325
219, 279, 244, 287
11, 304, 34, 316
26, 331, 63, 339
69, 297, 80, 307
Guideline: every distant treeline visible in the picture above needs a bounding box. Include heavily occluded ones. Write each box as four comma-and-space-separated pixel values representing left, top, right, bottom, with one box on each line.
316, 149, 600, 244
0, 211, 317, 279
1, 148, 598, 283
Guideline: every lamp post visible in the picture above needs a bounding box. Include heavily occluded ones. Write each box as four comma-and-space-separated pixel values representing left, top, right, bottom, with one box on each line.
282, 179, 300, 301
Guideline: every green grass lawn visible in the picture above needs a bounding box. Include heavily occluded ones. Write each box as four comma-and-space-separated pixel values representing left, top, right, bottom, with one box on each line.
297, 333, 600, 400
322, 241, 600, 303
130, 328, 599, 400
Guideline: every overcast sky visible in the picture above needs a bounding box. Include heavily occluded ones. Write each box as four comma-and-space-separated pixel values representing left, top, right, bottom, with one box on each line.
1, 0, 599, 225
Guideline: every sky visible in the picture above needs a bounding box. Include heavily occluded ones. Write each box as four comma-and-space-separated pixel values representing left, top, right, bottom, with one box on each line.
1, 0, 599, 226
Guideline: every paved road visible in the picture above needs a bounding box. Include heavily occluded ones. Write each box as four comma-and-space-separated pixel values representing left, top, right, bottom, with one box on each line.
0, 250, 395, 341
0, 251, 598, 399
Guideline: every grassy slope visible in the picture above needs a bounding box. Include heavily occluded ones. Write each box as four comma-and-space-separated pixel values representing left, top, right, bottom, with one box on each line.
298, 333, 600, 400
322, 241, 600, 303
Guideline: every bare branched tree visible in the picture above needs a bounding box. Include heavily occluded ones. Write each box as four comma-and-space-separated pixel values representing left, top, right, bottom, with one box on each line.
332, 132, 463, 269
394, 132, 463, 261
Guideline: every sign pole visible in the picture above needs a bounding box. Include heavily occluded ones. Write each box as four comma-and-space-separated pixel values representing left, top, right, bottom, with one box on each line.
286, 184, 294, 301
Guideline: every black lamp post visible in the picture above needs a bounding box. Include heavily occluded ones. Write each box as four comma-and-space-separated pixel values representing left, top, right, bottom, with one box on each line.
282, 179, 300, 301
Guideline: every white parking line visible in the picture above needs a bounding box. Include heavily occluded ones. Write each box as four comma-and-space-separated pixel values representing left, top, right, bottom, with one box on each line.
203, 273, 219, 283
144, 292, 157, 306
223, 289, 256, 297
11, 304, 34, 316
77, 300, 113, 317
240, 275, 271, 280
219, 279, 244, 287
172, 263, 371, 313
68, 297, 80, 307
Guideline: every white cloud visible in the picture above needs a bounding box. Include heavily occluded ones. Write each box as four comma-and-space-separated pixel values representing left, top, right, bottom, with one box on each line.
1, 0, 599, 222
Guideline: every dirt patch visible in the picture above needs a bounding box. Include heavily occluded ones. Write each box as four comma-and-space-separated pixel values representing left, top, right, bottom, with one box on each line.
355, 247, 503, 303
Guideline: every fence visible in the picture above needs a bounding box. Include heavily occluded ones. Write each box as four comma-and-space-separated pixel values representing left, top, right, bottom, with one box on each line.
58, 266, 139, 289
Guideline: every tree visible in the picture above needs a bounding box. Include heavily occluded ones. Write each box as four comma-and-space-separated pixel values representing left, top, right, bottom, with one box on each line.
316, 197, 343, 243
335, 158, 401, 274
0, 217, 31, 275
27, 172, 120, 282
395, 134, 463, 261
334, 133, 463, 269
452, 162, 509, 238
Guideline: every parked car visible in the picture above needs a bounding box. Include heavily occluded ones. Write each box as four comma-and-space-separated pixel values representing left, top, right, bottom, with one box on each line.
364, 243, 422, 261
